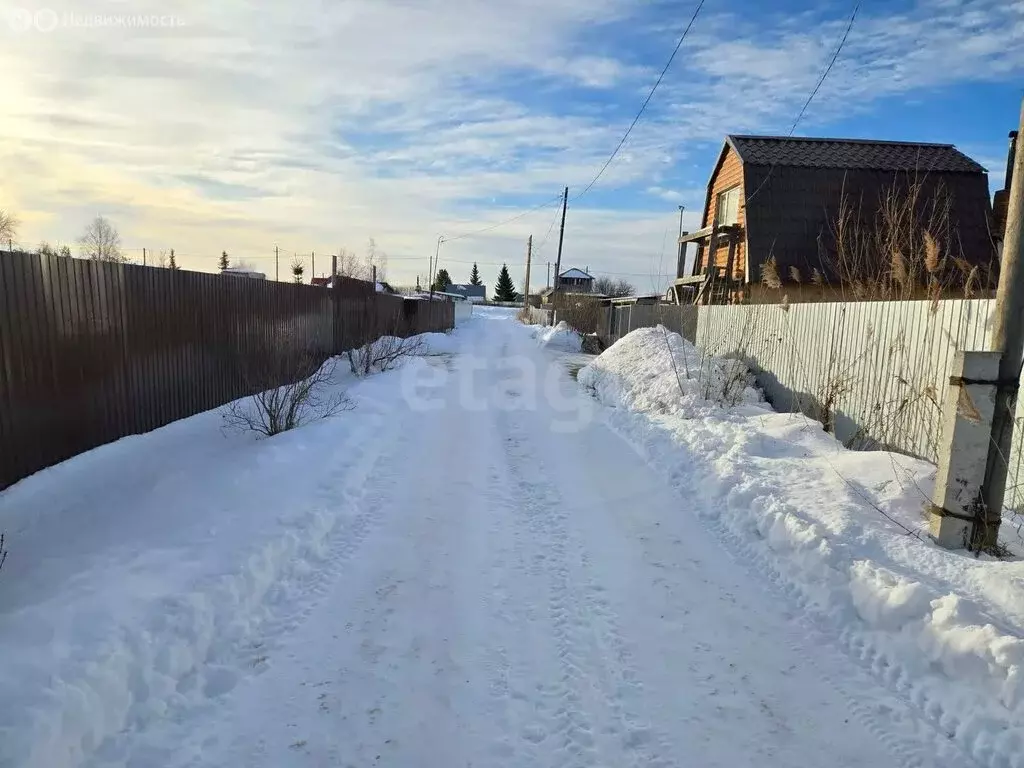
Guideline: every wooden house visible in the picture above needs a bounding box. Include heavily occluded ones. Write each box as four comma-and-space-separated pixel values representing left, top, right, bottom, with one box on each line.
670, 135, 998, 304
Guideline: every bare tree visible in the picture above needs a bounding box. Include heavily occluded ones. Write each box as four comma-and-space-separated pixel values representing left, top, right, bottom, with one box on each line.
593, 276, 634, 297
365, 237, 387, 282
0, 209, 19, 248
335, 238, 388, 282
78, 216, 124, 262
222, 335, 352, 437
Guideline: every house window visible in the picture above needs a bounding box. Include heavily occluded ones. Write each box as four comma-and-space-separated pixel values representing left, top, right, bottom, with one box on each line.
715, 186, 740, 226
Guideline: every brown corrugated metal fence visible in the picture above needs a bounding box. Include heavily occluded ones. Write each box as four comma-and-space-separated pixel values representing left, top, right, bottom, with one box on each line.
0, 252, 454, 490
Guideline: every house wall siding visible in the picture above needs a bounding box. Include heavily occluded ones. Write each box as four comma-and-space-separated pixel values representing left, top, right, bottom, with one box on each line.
700, 146, 746, 281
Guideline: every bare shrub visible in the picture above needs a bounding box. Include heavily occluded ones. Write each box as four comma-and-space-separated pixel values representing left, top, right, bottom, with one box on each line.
223, 341, 352, 437
348, 334, 424, 377
554, 295, 605, 337
516, 306, 533, 324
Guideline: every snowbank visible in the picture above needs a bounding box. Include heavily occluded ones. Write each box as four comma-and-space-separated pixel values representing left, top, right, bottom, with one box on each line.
534, 320, 582, 353
578, 325, 761, 414
582, 326, 1024, 767
0, 336, 450, 768
415, 331, 458, 356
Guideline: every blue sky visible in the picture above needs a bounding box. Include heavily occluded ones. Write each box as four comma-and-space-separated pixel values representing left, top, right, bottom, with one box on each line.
0, 0, 1022, 290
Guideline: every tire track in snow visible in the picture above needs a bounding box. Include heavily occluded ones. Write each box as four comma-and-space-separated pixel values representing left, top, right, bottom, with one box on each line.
597, 411, 984, 768
492, 355, 677, 768
499, 330, 681, 768
88, 410, 403, 768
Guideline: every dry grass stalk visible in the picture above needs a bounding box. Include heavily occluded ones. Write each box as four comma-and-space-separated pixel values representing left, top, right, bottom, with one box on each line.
821, 175, 992, 302
923, 230, 941, 274
761, 256, 782, 290
780, 294, 791, 312
964, 266, 980, 298
789, 266, 802, 283
890, 248, 909, 290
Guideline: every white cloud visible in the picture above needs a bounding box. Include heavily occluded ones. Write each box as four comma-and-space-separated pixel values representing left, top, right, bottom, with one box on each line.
0, 0, 1020, 287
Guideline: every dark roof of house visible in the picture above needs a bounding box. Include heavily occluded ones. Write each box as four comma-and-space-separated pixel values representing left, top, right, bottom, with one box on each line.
448, 283, 486, 296
726, 135, 986, 173
698, 135, 996, 286
559, 268, 593, 280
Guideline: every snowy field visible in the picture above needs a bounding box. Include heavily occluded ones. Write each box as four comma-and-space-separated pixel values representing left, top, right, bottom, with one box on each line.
0, 306, 1020, 768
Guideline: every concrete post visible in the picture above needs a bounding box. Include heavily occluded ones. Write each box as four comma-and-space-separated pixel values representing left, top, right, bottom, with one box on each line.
929, 351, 1002, 548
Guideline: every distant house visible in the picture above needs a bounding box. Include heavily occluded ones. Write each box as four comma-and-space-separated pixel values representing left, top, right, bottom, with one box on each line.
555, 267, 594, 293
447, 283, 486, 303
671, 135, 997, 304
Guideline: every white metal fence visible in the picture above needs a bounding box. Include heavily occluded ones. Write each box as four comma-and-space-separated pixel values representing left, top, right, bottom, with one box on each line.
694, 299, 996, 462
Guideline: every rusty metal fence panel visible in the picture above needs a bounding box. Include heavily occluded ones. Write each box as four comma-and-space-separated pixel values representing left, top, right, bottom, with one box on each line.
0, 252, 453, 490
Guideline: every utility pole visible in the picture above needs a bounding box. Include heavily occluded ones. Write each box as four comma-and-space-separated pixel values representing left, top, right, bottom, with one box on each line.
331, 254, 338, 283
275, 246, 280, 282
372, 264, 377, 285
553, 186, 568, 298
311, 251, 315, 279
523, 235, 533, 310
143, 247, 147, 267
980, 97, 1024, 548
429, 236, 443, 299
547, 261, 551, 288
677, 205, 687, 279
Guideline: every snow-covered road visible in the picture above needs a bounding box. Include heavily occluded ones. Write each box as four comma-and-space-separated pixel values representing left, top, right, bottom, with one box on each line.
0, 308, 985, 767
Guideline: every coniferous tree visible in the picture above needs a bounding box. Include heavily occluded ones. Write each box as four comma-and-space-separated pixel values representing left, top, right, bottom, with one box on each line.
219, 251, 229, 271
432, 268, 452, 292
469, 262, 482, 286
168, 248, 179, 270
494, 264, 516, 302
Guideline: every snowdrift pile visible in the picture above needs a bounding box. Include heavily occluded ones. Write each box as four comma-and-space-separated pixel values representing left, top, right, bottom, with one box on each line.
534, 320, 582, 353
581, 326, 1024, 767
578, 325, 761, 414
0, 329, 456, 768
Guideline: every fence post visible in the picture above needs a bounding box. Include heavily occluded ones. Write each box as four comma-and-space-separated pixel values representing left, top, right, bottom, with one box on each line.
929, 350, 1002, 548
979, 97, 1024, 548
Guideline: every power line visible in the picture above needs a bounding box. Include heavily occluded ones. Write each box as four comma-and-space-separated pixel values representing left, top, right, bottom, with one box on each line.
532, 203, 564, 256
439, 194, 563, 243
573, 0, 707, 203
744, 1, 861, 205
